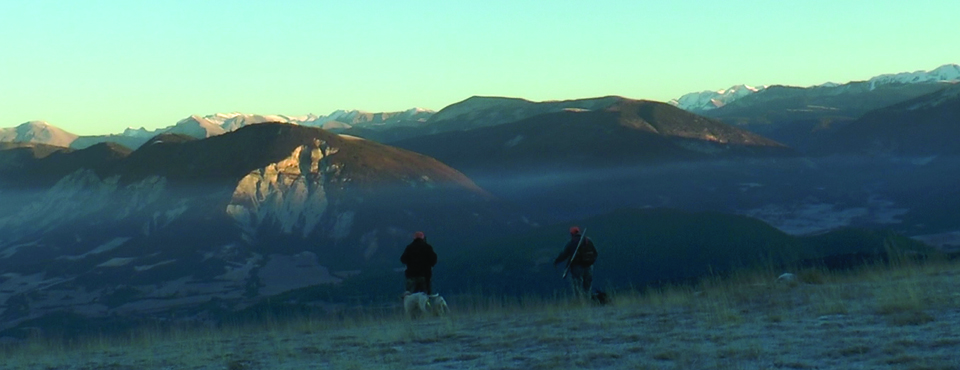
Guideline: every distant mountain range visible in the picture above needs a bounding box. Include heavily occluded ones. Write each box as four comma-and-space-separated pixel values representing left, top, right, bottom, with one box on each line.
670, 64, 960, 112
5, 64, 958, 153
670, 64, 960, 153
1, 63, 957, 162
0, 108, 435, 151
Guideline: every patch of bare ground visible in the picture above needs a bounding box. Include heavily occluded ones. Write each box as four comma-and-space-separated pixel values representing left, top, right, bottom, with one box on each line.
4, 259, 960, 369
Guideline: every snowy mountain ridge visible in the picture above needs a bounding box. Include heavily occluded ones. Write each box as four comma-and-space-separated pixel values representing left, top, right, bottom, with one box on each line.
867, 64, 960, 89
669, 85, 766, 111
671, 64, 960, 111
1, 108, 436, 150
122, 107, 435, 140
0, 121, 80, 148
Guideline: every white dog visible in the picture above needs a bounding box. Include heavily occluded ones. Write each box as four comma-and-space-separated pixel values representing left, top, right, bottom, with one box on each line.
403, 292, 449, 318
428, 293, 449, 316
777, 272, 798, 284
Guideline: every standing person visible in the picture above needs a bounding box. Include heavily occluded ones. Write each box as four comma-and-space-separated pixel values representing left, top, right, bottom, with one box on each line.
553, 226, 598, 297
400, 231, 438, 294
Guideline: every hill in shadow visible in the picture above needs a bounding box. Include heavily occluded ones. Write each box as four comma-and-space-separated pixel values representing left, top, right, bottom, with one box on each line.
393, 99, 793, 177
435, 208, 935, 296
824, 83, 960, 156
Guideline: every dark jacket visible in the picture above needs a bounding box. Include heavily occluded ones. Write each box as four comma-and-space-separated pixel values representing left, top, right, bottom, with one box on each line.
554, 235, 597, 266
400, 238, 437, 278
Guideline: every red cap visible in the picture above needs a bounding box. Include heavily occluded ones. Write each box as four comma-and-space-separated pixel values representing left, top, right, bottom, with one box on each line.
569, 226, 580, 235
414, 231, 425, 240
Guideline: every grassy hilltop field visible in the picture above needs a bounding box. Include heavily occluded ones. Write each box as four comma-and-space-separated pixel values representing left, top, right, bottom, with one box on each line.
4, 255, 960, 370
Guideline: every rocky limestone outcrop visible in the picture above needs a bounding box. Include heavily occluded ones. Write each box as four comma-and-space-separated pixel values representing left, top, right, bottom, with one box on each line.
227, 140, 332, 239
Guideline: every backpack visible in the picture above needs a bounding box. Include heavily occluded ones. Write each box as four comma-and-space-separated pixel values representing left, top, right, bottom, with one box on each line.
574, 238, 598, 266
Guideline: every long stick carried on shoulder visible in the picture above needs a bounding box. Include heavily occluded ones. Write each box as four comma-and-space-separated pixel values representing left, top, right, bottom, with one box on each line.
561, 228, 586, 279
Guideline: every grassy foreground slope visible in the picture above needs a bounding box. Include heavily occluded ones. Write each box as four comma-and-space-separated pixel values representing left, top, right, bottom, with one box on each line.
4, 256, 960, 369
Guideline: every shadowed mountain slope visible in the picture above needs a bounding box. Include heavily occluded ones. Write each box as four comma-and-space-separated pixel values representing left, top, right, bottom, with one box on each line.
392, 99, 793, 176
702, 82, 951, 152
824, 83, 960, 156
333, 96, 626, 143
0, 142, 132, 188
0, 142, 72, 172
425, 95, 623, 130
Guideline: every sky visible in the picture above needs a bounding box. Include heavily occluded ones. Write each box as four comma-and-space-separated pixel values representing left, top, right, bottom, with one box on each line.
1, 0, 958, 135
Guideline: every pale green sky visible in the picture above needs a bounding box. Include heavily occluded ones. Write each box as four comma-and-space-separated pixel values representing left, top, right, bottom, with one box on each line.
1, 0, 957, 135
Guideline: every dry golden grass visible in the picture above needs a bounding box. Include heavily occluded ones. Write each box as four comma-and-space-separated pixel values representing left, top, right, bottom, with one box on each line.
4, 257, 960, 369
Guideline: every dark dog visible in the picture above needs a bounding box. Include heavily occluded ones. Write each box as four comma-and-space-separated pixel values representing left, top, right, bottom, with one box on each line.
591, 290, 610, 305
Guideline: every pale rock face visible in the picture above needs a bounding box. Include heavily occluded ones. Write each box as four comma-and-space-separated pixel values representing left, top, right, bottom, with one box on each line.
59, 237, 131, 260
504, 135, 524, 148
0, 170, 167, 239
331, 211, 355, 240
360, 230, 380, 260
226, 140, 330, 238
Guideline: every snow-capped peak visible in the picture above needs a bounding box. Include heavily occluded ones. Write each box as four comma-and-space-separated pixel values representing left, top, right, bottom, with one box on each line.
122, 127, 152, 138
110, 109, 436, 141
14, 121, 60, 131
16, 120, 70, 133
932, 64, 960, 78
669, 85, 767, 111
671, 64, 960, 112
868, 64, 960, 90
0, 121, 78, 147
175, 114, 216, 126
210, 112, 246, 120
718, 84, 763, 94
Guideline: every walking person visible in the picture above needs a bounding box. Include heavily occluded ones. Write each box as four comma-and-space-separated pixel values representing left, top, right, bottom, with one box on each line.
554, 226, 598, 297
400, 231, 437, 294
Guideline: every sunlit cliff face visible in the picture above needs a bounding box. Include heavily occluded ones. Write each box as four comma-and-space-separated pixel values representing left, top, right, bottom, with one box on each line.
227, 141, 331, 238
